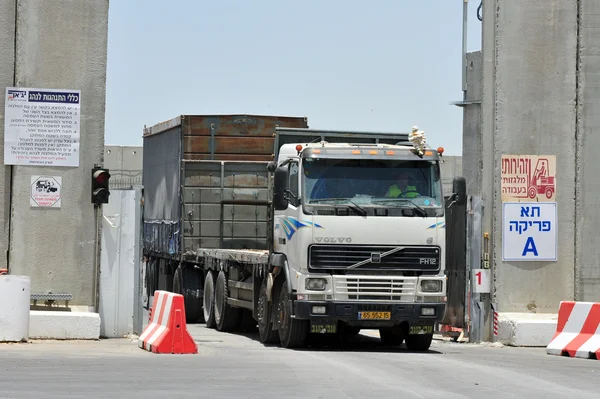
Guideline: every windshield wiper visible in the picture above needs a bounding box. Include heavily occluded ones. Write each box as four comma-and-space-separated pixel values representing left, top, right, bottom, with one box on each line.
347, 199, 367, 216
308, 198, 367, 216
372, 198, 428, 217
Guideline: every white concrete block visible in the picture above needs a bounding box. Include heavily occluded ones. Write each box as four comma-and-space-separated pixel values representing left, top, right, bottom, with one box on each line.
497, 312, 558, 347
30, 311, 100, 340
0, 276, 31, 342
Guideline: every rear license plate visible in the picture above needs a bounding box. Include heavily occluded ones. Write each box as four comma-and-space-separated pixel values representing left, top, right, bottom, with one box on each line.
358, 311, 391, 320
310, 323, 337, 334
409, 325, 433, 335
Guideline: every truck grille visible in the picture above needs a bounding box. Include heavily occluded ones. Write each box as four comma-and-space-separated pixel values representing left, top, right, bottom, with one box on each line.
309, 245, 440, 272
333, 276, 417, 301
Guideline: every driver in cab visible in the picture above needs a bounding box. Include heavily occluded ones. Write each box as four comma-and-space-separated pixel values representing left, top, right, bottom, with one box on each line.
385, 170, 420, 198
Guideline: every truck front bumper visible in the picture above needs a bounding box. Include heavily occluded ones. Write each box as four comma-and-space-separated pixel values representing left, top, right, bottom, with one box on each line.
293, 300, 445, 326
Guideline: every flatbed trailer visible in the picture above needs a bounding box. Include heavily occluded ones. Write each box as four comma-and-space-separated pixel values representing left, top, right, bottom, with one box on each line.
143, 115, 465, 349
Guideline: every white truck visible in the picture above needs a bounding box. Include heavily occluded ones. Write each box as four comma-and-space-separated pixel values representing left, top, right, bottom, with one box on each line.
142, 114, 466, 350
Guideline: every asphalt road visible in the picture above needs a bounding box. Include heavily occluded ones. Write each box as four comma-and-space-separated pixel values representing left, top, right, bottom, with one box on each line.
0, 325, 598, 399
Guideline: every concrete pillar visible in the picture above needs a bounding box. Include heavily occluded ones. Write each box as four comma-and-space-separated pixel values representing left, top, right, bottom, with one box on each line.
0, 0, 16, 270
575, 0, 600, 302
491, 0, 577, 313
462, 51, 482, 196
9, 0, 109, 307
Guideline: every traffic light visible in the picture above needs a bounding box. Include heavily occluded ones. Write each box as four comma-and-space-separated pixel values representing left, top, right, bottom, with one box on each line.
91, 167, 110, 205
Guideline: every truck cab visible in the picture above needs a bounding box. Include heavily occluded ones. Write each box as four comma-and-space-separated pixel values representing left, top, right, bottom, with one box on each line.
268, 136, 462, 349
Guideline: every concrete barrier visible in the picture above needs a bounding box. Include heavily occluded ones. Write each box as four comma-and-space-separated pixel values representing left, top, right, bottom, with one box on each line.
29, 311, 100, 340
138, 290, 197, 354
546, 301, 600, 360
496, 312, 558, 347
0, 275, 31, 342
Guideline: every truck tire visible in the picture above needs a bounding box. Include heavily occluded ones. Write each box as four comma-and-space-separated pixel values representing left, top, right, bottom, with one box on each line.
379, 326, 404, 346
203, 270, 216, 329
257, 280, 279, 344
214, 270, 241, 332
173, 265, 202, 324
405, 333, 433, 351
277, 283, 309, 348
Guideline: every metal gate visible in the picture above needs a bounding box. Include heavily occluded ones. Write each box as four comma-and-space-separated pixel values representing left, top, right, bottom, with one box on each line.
98, 188, 144, 338
440, 195, 484, 341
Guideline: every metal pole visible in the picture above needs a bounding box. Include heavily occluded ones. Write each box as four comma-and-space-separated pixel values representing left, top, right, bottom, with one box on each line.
462, 0, 469, 92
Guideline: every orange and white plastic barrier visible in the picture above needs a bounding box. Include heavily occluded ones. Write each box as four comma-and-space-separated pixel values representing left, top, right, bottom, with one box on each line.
546, 301, 600, 360
138, 290, 197, 354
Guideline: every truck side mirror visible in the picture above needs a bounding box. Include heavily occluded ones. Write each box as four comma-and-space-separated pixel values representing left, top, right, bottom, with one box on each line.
451, 177, 467, 206
273, 166, 289, 211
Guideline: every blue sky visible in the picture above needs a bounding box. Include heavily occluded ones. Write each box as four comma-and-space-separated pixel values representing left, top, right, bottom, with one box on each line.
105, 1, 482, 155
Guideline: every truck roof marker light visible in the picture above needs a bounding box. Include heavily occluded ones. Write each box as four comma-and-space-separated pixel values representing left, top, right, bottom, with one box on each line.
386, 151, 395, 155
369, 150, 378, 155
425, 151, 433, 156
352, 150, 361, 155
312, 149, 321, 154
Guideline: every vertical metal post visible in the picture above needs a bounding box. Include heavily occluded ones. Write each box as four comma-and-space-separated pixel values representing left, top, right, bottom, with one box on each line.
462, 0, 469, 92
210, 123, 216, 160
133, 187, 144, 336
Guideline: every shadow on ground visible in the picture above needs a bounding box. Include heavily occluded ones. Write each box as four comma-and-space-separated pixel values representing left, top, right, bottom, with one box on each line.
188, 322, 442, 354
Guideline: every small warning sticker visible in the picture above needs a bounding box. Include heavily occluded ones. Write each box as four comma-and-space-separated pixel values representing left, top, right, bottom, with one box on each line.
30, 175, 61, 208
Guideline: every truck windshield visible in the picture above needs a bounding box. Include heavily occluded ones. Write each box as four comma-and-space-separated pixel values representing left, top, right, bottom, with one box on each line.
302, 158, 443, 209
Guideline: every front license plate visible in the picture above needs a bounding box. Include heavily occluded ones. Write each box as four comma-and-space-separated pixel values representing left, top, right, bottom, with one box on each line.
311, 324, 337, 334
409, 325, 433, 335
358, 311, 391, 320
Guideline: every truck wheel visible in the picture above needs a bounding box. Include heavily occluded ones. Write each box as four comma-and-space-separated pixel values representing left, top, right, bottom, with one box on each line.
257, 280, 279, 344
405, 333, 433, 351
379, 327, 404, 346
277, 283, 309, 348
203, 271, 216, 329
173, 266, 202, 324
214, 270, 241, 332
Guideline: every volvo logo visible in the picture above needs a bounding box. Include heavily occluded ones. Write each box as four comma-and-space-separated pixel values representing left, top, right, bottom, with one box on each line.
371, 253, 381, 263
315, 236, 352, 243
419, 258, 437, 265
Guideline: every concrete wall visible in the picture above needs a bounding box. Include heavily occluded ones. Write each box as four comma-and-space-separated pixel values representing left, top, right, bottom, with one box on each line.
482, 0, 578, 313
440, 155, 463, 196
8, 0, 109, 306
104, 145, 143, 172
104, 145, 143, 189
576, 0, 600, 302
0, 0, 16, 270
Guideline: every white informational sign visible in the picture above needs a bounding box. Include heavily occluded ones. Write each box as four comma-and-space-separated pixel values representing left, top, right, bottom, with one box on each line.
30, 176, 62, 208
472, 269, 491, 293
4, 87, 80, 166
502, 202, 557, 261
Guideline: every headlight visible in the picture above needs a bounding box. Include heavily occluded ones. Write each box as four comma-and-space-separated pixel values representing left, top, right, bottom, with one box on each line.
306, 278, 327, 291
421, 280, 442, 293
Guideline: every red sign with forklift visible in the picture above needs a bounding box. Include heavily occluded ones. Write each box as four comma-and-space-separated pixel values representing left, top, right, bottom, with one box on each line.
501, 155, 556, 202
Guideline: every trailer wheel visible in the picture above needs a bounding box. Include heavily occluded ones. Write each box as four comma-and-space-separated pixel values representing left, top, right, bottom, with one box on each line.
257, 280, 279, 344
203, 270, 216, 329
277, 283, 309, 348
173, 265, 202, 324
405, 333, 433, 352
214, 270, 241, 332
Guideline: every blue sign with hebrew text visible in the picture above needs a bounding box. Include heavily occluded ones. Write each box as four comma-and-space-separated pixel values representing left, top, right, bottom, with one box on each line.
502, 202, 557, 261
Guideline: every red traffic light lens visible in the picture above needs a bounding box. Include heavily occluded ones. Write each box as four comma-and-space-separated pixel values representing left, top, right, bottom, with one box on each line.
93, 170, 110, 185
95, 173, 107, 184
